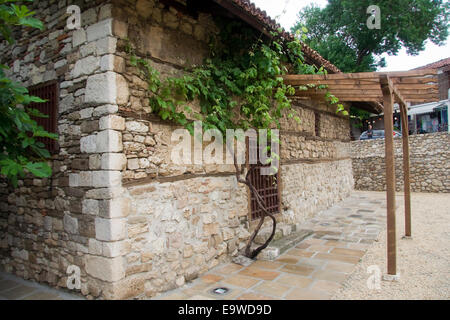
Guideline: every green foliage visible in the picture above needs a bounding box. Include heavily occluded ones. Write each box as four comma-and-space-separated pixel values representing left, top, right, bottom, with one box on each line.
127, 19, 347, 145
292, 0, 449, 72
0, 1, 56, 186
0, 0, 43, 43
349, 106, 372, 128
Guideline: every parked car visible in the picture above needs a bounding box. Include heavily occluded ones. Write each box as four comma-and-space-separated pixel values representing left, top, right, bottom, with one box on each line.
359, 130, 402, 140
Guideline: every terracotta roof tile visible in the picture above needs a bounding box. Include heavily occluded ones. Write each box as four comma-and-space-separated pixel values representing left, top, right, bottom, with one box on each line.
414, 57, 450, 70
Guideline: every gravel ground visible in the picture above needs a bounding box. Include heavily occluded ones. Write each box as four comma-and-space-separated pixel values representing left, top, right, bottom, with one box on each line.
332, 192, 450, 300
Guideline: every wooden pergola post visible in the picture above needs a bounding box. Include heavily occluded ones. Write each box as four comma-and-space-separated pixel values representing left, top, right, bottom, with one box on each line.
399, 103, 412, 238
380, 75, 397, 277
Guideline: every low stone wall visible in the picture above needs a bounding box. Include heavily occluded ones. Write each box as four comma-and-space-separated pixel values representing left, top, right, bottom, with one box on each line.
351, 132, 450, 193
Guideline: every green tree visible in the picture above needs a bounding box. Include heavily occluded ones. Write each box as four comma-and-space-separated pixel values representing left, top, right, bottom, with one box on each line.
0, 0, 57, 186
292, 0, 450, 73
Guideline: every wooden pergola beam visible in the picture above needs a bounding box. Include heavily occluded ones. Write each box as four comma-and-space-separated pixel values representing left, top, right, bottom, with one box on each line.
294, 92, 439, 103
380, 69, 437, 77
284, 69, 439, 109
290, 84, 439, 93
393, 84, 438, 90
295, 89, 438, 97
287, 82, 438, 91
399, 98, 440, 102
283, 68, 437, 82
392, 77, 438, 84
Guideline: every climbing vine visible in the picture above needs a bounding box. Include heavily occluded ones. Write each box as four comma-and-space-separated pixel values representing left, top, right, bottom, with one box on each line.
126, 19, 346, 259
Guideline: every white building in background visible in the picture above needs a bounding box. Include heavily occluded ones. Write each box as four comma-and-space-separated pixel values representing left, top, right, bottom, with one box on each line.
403, 98, 449, 134
363, 58, 450, 136
405, 58, 450, 133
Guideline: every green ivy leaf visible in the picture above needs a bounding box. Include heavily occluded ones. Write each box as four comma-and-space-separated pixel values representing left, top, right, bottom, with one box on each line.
24, 162, 52, 178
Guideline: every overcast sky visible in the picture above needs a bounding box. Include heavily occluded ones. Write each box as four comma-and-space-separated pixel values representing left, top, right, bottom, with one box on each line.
251, 0, 450, 71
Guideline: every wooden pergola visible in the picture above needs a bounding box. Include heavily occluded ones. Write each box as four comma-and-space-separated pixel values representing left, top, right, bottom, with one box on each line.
283, 69, 439, 278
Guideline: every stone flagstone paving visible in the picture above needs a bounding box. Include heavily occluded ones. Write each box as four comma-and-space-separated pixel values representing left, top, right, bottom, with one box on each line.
153, 191, 387, 300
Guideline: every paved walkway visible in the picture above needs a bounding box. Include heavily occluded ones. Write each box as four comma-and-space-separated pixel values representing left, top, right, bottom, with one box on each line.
0, 272, 83, 300
153, 191, 387, 300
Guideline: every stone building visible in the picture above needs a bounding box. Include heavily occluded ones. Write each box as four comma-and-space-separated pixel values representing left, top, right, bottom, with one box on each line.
0, 0, 354, 299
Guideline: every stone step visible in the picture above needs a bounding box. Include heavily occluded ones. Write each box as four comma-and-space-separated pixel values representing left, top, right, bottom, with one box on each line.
257, 229, 313, 261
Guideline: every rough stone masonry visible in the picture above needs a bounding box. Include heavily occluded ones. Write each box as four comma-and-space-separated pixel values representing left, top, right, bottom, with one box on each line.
0, 0, 354, 299
352, 132, 450, 193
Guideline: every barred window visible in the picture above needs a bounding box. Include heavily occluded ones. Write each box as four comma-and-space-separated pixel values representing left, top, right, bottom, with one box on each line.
248, 164, 280, 220
247, 137, 280, 221
314, 112, 320, 137
28, 82, 59, 154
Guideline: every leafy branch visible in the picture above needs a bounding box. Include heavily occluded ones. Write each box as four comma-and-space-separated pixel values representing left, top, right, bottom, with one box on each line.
0, 0, 57, 186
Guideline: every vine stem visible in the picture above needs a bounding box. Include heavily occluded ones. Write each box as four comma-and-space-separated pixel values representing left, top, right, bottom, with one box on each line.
228, 140, 277, 260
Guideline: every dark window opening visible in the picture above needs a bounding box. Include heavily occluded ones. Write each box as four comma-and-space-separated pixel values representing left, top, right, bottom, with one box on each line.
160, 0, 199, 19
28, 82, 59, 154
314, 112, 320, 137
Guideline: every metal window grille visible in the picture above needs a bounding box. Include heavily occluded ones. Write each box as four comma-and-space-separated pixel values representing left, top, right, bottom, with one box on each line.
247, 138, 280, 221
28, 82, 58, 154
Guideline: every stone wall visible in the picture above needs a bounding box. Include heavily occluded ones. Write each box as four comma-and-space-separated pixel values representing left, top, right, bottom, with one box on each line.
351, 132, 450, 192
0, 0, 354, 300
0, 0, 133, 300
281, 160, 353, 222
107, 0, 354, 299
123, 176, 249, 296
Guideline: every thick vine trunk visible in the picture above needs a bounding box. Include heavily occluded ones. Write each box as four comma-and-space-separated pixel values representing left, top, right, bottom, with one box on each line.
231, 155, 277, 260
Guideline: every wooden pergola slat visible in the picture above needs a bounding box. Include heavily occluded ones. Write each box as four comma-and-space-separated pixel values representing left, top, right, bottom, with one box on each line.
295, 88, 438, 94
295, 90, 438, 97
283, 69, 440, 279
295, 94, 439, 103
288, 83, 439, 91
283, 68, 437, 81
286, 77, 438, 86
392, 77, 438, 84
287, 70, 439, 106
